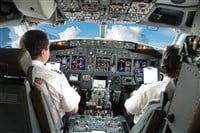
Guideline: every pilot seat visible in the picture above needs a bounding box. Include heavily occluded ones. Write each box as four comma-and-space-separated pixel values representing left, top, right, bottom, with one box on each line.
0, 48, 64, 133
28, 65, 63, 133
0, 48, 40, 133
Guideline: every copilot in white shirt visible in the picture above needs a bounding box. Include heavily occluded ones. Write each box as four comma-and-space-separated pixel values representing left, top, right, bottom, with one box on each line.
124, 76, 170, 123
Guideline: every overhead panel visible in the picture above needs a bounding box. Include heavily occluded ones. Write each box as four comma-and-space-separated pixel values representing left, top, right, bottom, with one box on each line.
56, 0, 154, 23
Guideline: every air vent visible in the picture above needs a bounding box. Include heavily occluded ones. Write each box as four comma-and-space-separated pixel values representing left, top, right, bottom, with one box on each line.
171, 0, 186, 4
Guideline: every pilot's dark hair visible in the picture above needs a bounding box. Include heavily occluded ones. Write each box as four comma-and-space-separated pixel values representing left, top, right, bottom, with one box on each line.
161, 45, 181, 78
20, 30, 49, 59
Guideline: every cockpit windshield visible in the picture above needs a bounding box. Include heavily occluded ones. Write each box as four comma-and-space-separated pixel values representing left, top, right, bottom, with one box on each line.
0, 21, 178, 48
1, 0, 199, 132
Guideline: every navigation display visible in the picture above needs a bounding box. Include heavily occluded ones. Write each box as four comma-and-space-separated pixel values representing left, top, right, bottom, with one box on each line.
71, 56, 86, 70
55, 55, 70, 70
134, 59, 147, 74
117, 58, 132, 72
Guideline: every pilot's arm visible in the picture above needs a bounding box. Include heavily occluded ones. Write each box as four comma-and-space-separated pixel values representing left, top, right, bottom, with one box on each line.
69, 85, 80, 114
69, 106, 79, 114
60, 73, 81, 114
124, 84, 148, 116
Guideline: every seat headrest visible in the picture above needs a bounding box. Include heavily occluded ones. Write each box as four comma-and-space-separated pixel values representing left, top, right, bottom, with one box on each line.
0, 48, 32, 77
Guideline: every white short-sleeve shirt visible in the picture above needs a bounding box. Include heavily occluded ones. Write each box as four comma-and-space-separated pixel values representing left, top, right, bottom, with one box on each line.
124, 77, 170, 123
32, 60, 81, 117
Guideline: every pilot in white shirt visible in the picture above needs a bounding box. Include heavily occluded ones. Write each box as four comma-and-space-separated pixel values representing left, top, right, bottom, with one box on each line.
20, 30, 81, 119
124, 76, 170, 123
124, 45, 181, 124
32, 60, 80, 117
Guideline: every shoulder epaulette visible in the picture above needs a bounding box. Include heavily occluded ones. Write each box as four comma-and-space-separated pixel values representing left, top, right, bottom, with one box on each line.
51, 69, 62, 74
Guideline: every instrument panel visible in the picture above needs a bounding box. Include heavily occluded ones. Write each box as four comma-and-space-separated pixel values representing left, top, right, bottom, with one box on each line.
68, 115, 129, 133
48, 39, 162, 132
48, 39, 161, 86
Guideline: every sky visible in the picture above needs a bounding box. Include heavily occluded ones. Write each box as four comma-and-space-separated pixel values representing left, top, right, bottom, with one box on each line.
0, 21, 178, 48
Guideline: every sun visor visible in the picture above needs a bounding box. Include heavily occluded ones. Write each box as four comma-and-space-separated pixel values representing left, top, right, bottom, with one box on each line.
13, 0, 57, 19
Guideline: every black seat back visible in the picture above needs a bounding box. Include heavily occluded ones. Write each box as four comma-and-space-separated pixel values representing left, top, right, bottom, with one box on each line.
129, 78, 177, 133
129, 92, 168, 133
29, 66, 63, 133
163, 62, 200, 133
0, 48, 40, 133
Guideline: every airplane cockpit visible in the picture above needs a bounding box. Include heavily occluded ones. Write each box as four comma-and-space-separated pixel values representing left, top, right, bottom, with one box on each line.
46, 39, 162, 132
0, 0, 200, 133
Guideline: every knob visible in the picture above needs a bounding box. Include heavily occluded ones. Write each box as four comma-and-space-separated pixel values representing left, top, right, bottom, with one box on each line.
118, 127, 122, 132
75, 120, 79, 125
85, 125, 89, 131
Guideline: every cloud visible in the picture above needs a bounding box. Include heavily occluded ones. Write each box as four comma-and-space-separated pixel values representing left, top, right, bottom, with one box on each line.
10, 25, 80, 47
11, 25, 28, 48
59, 26, 80, 39
106, 25, 142, 42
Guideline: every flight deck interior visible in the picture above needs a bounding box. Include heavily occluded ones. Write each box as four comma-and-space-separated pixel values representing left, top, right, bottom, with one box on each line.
47, 39, 162, 132
0, 0, 200, 133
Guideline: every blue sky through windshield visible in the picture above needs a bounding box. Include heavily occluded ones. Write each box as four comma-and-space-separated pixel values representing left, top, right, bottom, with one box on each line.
0, 21, 177, 48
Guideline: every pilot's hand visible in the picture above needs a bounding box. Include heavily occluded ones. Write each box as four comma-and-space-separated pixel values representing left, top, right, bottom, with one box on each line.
72, 85, 77, 90
130, 90, 135, 97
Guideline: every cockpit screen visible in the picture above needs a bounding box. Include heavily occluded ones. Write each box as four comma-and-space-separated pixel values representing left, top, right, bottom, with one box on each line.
69, 73, 79, 81
55, 55, 70, 70
93, 79, 107, 88
134, 59, 147, 74
117, 58, 132, 72
71, 56, 86, 70
95, 57, 110, 71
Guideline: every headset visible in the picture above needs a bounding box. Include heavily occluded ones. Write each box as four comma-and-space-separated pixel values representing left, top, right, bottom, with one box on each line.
160, 46, 179, 74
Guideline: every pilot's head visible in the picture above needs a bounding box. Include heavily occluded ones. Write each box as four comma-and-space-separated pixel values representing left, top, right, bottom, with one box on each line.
20, 30, 50, 63
161, 45, 181, 78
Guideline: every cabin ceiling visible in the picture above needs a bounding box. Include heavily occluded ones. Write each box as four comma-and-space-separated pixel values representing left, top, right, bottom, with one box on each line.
0, 0, 199, 32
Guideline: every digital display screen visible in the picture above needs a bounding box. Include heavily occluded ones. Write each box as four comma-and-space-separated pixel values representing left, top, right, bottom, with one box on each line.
71, 56, 86, 70
69, 73, 79, 81
134, 59, 147, 74
117, 58, 132, 72
93, 75, 108, 88
55, 55, 70, 70
82, 74, 91, 81
96, 57, 110, 71
93, 79, 107, 88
